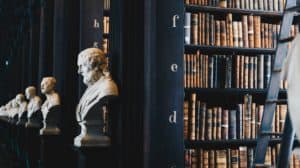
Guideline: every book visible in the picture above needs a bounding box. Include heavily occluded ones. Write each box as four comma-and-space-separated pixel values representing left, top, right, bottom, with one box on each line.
185, 13, 191, 44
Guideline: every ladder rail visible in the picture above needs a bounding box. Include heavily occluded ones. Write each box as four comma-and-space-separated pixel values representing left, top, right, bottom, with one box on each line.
253, 11, 295, 166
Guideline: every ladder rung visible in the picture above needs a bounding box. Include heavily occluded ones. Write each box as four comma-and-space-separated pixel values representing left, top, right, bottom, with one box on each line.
272, 68, 282, 72
278, 36, 295, 43
254, 164, 272, 168
260, 131, 283, 136
266, 99, 287, 103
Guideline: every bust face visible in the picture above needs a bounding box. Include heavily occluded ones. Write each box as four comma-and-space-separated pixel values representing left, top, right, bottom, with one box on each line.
25, 87, 36, 99
77, 48, 106, 86
15, 94, 25, 105
41, 77, 55, 94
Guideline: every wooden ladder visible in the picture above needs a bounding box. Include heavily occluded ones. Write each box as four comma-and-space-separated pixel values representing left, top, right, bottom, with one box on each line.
253, 0, 298, 167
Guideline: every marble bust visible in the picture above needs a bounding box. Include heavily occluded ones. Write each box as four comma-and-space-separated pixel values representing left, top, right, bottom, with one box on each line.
9, 99, 19, 123
74, 48, 118, 147
15, 93, 28, 120
40, 77, 61, 135
25, 86, 43, 128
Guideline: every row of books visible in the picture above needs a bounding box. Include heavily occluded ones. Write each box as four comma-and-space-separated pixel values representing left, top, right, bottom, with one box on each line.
103, 16, 110, 34
185, 145, 300, 168
104, 0, 110, 10
184, 93, 287, 140
184, 52, 288, 89
184, 13, 299, 48
185, 0, 286, 12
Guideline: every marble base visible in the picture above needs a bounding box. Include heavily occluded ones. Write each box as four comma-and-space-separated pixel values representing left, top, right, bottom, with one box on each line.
74, 135, 110, 147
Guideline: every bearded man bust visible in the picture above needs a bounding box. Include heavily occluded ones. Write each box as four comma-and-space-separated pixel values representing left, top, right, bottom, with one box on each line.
74, 48, 118, 147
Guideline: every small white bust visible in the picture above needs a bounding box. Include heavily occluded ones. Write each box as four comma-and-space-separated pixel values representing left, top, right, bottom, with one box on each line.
40, 77, 61, 119
26, 86, 42, 118
15, 93, 27, 118
9, 99, 19, 118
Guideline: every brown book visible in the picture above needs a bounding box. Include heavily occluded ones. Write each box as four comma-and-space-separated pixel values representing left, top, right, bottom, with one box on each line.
264, 23, 269, 48
190, 93, 197, 140
236, 55, 240, 88
205, 55, 209, 88
243, 94, 252, 139
275, 105, 280, 134
240, 56, 245, 88
216, 150, 227, 167
203, 150, 209, 168
209, 15, 215, 45
234, 0, 240, 8
280, 105, 287, 132
265, 147, 272, 166
196, 51, 201, 88
196, 100, 201, 140
186, 54, 191, 88
244, 56, 249, 89
212, 107, 218, 140
231, 149, 239, 168
184, 54, 187, 88
209, 150, 215, 168
233, 21, 239, 47
191, 149, 198, 168
217, 107, 222, 140
206, 108, 213, 140
247, 148, 254, 167
257, 105, 264, 133
242, 15, 249, 48
220, 21, 227, 46
248, 15, 254, 48
199, 52, 203, 88
184, 101, 189, 139
193, 53, 197, 88
226, 13, 234, 47
222, 109, 229, 140
205, 13, 210, 45
191, 13, 199, 45
239, 147, 248, 168
249, 57, 254, 89
269, 23, 273, 48
254, 16, 261, 48
215, 20, 221, 46
251, 103, 256, 138
261, 23, 265, 48
238, 21, 243, 47
219, 0, 227, 7
185, 0, 190, 4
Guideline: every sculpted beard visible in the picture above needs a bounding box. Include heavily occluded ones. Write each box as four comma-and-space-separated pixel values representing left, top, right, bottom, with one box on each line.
83, 69, 101, 86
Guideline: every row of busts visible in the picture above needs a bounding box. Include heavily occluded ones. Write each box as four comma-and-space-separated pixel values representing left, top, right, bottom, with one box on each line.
0, 77, 60, 135
0, 48, 119, 147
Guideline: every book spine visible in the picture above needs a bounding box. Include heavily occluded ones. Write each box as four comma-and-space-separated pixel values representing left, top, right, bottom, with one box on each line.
219, 0, 227, 7
244, 56, 249, 89
209, 150, 215, 168
239, 147, 248, 168
220, 21, 227, 47
206, 108, 213, 140
185, 13, 191, 44
229, 109, 237, 139
225, 55, 232, 88
212, 107, 218, 140
191, 13, 199, 45
249, 57, 254, 89
240, 56, 244, 88
226, 13, 233, 47
216, 150, 227, 167
254, 16, 261, 48
215, 20, 221, 46
217, 107, 222, 140
231, 149, 239, 168
238, 21, 243, 47
251, 103, 256, 138
254, 57, 258, 89
264, 54, 271, 88
235, 55, 240, 88
242, 15, 249, 48
247, 148, 254, 167
210, 15, 215, 45
233, 21, 239, 47
196, 100, 201, 140
208, 56, 214, 88
248, 15, 254, 48
200, 103, 207, 140
190, 93, 197, 140
222, 109, 229, 140
184, 101, 189, 139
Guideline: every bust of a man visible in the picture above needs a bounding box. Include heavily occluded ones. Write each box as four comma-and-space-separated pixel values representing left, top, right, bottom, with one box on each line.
9, 99, 20, 123
25, 86, 43, 128
40, 77, 61, 135
15, 93, 28, 120
74, 48, 118, 147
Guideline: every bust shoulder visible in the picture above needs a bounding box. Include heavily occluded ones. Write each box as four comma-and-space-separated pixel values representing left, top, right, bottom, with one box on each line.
99, 77, 118, 96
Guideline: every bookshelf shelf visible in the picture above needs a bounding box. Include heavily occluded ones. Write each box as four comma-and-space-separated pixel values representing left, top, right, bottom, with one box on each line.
184, 88, 287, 96
104, 9, 110, 16
185, 45, 276, 55
185, 139, 282, 149
103, 33, 109, 38
185, 5, 284, 18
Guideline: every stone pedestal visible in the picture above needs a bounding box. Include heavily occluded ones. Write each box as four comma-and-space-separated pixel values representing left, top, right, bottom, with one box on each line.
40, 134, 62, 168
74, 146, 112, 168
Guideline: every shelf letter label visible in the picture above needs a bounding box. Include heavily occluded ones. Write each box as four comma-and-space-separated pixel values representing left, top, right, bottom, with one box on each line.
93, 42, 99, 48
169, 111, 177, 124
171, 64, 178, 72
172, 15, 180, 28
93, 19, 100, 28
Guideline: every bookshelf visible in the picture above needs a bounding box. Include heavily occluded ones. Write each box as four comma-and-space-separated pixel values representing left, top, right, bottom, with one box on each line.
182, 0, 300, 167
